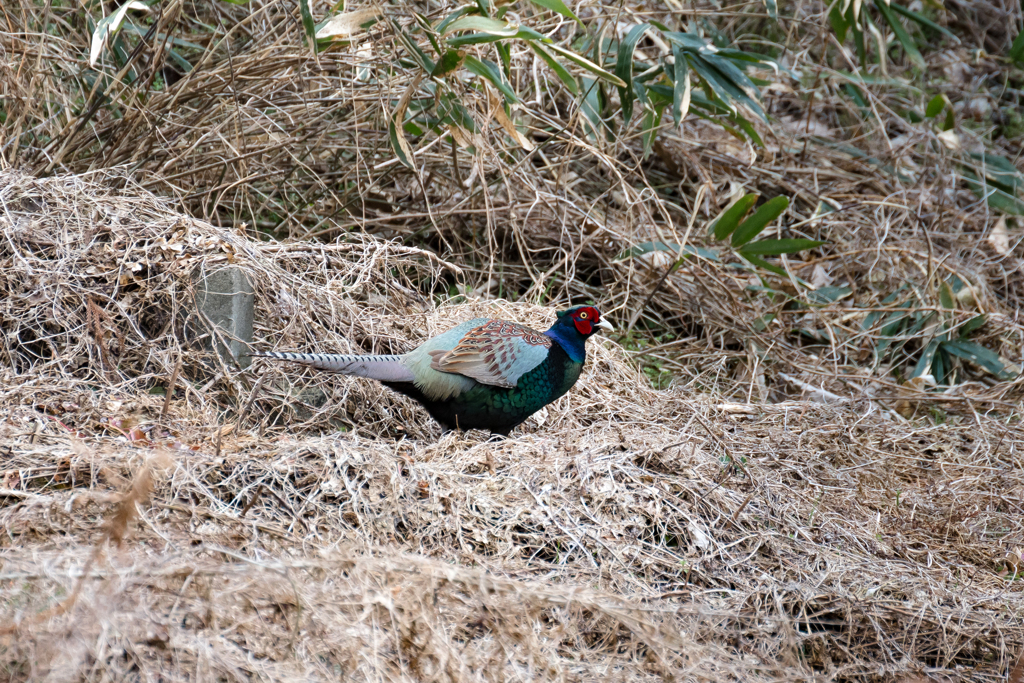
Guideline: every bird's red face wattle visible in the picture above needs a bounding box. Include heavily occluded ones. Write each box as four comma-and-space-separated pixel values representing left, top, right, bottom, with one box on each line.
571, 307, 601, 335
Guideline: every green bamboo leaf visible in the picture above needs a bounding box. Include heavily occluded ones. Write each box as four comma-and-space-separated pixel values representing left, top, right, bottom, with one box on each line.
889, 2, 959, 42
389, 117, 414, 169
547, 43, 625, 87
670, 45, 691, 128
939, 280, 956, 310
970, 153, 1024, 193
763, 0, 777, 20
933, 347, 948, 384
438, 94, 477, 132
925, 93, 948, 118
863, 287, 906, 330
436, 6, 475, 34
443, 16, 517, 36
688, 54, 753, 116
579, 77, 606, 142
615, 23, 651, 121
731, 196, 790, 248
527, 0, 583, 26
495, 40, 511, 76
464, 55, 517, 102
738, 238, 826, 255
1011, 29, 1024, 64
662, 31, 706, 50
829, 3, 850, 43
616, 241, 719, 261
299, 0, 316, 46
942, 107, 955, 131
962, 169, 1024, 215
430, 49, 466, 79
513, 25, 550, 42
740, 253, 790, 279
641, 102, 666, 157
394, 24, 435, 72
711, 193, 759, 241
699, 51, 761, 102
959, 314, 987, 338
849, 4, 867, 65
874, 0, 925, 68
731, 115, 764, 147
911, 338, 941, 378
525, 41, 578, 94
941, 340, 1018, 380
807, 286, 852, 304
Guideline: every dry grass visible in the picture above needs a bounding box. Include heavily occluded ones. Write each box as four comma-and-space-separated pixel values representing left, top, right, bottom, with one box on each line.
3, 0, 1024, 677
3, 0, 1023, 402
3, 169, 1024, 681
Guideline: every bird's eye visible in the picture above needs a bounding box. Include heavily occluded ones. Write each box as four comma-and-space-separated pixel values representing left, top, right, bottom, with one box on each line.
579, 311, 589, 319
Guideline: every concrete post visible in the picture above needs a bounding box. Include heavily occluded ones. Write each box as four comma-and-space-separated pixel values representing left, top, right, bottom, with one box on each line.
195, 266, 254, 369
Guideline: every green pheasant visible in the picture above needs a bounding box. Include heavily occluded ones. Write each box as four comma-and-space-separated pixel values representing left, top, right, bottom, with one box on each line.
252, 306, 613, 435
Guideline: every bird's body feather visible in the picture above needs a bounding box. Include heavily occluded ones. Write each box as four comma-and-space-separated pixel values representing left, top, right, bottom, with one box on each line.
253, 306, 611, 435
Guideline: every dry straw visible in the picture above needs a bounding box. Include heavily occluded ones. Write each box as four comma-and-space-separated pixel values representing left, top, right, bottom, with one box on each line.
2, 169, 1024, 681
3, 0, 1024, 677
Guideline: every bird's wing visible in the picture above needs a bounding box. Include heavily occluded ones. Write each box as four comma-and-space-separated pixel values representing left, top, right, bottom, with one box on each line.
428, 319, 552, 388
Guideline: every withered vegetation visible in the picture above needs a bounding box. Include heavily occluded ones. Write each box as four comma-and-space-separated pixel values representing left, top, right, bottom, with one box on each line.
2, 0, 1024, 678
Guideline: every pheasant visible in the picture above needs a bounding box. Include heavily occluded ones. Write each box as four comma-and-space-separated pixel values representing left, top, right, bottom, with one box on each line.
251, 306, 613, 436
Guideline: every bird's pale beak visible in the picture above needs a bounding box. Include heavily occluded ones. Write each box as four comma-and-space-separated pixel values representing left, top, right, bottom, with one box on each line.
597, 319, 614, 332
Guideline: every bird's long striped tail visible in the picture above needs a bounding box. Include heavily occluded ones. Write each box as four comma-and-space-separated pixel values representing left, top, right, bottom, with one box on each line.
250, 352, 415, 382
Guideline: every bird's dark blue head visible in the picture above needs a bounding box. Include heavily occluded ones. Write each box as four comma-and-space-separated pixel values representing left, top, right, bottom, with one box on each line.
544, 306, 613, 362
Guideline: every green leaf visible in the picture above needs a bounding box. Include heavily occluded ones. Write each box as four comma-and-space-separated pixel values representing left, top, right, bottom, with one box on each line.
889, 2, 959, 42
1011, 29, 1024, 64
670, 44, 691, 128
863, 287, 906, 330
763, 0, 778, 21
579, 77, 606, 142
615, 23, 651, 121
465, 56, 516, 101
963, 169, 1024, 215
806, 286, 852, 304
525, 41, 578, 94
731, 115, 764, 147
662, 31, 707, 50
933, 346, 948, 384
731, 196, 790, 248
495, 40, 511, 76
711, 193, 759, 240
925, 93, 948, 118
394, 24, 436, 72
438, 94, 478, 132
874, 0, 925, 68
442, 16, 518, 36
959, 314, 987, 338
546, 43, 626, 87
616, 241, 719, 261
740, 253, 791, 279
969, 153, 1024, 194
527, 0, 583, 26
849, 4, 867, 65
738, 238, 826, 255
911, 338, 941, 378
299, 0, 316, 46
388, 117, 414, 169
829, 3, 850, 43
939, 280, 956, 310
436, 6, 475, 34
430, 49, 466, 79
941, 340, 1018, 380
642, 102, 667, 157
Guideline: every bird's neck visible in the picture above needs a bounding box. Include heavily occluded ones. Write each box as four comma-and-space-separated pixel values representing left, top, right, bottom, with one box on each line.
545, 326, 586, 363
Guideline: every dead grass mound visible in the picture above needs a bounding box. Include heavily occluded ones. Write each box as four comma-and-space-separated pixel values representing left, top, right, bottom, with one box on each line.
3, 169, 1024, 681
